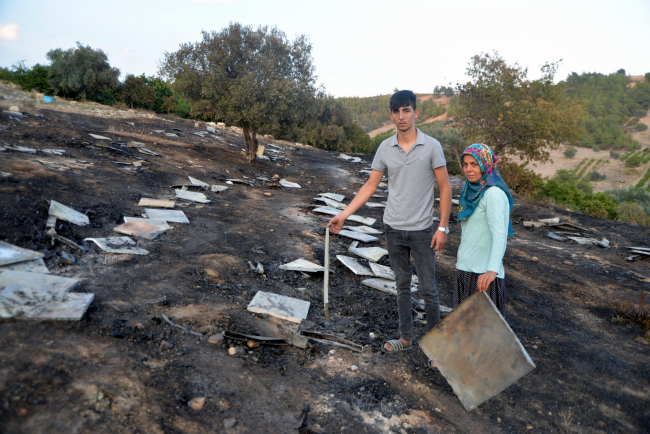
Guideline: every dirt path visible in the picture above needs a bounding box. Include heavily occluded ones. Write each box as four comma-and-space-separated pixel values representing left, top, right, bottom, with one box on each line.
1, 84, 649, 433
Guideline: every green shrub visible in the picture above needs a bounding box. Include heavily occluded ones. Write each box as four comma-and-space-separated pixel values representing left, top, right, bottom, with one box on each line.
627, 118, 640, 126
539, 179, 585, 205
581, 192, 617, 220
0, 61, 52, 94
98, 88, 115, 105
635, 123, 648, 131
539, 180, 616, 219
632, 110, 648, 118
616, 202, 647, 225
605, 186, 650, 215
346, 123, 373, 154
499, 161, 544, 197
626, 154, 643, 167
590, 170, 607, 181
577, 178, 593, 194
554, 169, 580, 184
174, 96, 192, 118
564, 146, 577, 158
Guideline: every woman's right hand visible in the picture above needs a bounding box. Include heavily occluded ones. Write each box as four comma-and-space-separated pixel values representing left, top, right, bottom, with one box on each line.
477, 271, 497, 292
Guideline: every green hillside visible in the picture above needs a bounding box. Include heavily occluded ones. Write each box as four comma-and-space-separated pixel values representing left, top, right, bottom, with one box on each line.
564, 71, 650, 150
337, 93, 446, 132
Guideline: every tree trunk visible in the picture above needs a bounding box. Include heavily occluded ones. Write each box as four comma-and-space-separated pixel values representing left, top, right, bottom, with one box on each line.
249, 126, 258, 163
242, 123, 251, 159
454, 148, 463, 175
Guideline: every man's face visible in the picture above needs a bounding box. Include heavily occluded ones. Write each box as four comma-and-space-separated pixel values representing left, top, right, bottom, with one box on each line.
389, 105, 419, 132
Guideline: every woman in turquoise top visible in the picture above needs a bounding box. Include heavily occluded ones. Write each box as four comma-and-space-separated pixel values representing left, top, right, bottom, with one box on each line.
455, 144, 513, 316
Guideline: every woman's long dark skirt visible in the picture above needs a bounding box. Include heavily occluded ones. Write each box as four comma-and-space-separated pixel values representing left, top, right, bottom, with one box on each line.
453, 269, 506, 317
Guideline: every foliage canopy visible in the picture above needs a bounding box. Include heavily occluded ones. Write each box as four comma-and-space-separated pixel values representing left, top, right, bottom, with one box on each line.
564, 71, 649, 150
160, 23, 317, 162
454, 52, 584, 163
46, 42, 120, 100
0, 61, 51, 94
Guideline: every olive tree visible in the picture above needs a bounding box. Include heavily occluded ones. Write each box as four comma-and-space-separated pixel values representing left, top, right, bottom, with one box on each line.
121, 74, 155, 109
46, 42, 120, 100
454, 52, 584, 163
159, 23, 316, 162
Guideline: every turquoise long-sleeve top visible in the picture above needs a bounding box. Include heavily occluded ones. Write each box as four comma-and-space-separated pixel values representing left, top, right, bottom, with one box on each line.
456, 187, 510, 279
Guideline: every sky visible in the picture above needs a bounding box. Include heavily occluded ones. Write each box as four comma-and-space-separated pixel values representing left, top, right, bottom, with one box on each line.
0, 0, 649, 97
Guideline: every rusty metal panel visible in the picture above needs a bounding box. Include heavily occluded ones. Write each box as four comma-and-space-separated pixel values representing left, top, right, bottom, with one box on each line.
419, 292, 535, 411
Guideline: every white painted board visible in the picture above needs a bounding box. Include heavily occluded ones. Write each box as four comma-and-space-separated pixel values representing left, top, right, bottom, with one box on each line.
361, 278, 418, 295
123, 217, 171, 229
312, 207, 376, 226
419, 292, 535, 411
337, 255, 374, 276
84, 237, 149, 255
114, 221, 167, 240
89, 134, 111, 140
348, 242, 388, 262
175, 189, 210, 203
49, 200, 89, 226
0, 285, 93, 320
188, 176, 209, 187
370, 262, 417, 283
0, 241, 44, 267
0, 258, 49, 274
0, 270, 79, 294
247, 291, 310, 323
314, 197, 346, 209
318, 193, 345, 202
138, 198, 175, 208
279, 259, 324, 273
145, 209, 190, 223
337, 230, 378, 243
343, 225, 383, 235
365, 202, 386, 208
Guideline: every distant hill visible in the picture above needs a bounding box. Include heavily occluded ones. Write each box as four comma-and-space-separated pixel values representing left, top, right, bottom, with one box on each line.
563, 71, 650, 150
337, 93, 449, 133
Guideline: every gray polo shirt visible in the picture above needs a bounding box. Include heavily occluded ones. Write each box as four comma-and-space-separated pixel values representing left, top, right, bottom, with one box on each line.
371, 129, 446, 231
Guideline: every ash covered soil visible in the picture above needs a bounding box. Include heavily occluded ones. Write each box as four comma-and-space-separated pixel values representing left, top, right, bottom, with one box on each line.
0, 86, 649, 434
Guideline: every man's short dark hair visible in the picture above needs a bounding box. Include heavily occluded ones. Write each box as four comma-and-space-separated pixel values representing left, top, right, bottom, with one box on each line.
390, 90, 417, 112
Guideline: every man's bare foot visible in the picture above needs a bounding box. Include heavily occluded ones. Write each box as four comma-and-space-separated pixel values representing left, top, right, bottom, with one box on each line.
384, 338, 411, 352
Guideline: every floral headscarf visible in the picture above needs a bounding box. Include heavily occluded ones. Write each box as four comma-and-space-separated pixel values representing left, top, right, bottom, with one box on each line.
458, 144, 514, 238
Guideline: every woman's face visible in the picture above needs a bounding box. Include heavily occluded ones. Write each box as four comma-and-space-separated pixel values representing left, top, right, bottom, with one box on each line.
463, 154, 483, 183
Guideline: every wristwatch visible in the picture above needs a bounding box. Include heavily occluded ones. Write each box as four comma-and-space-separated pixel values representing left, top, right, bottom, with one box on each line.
438, 226, 449, 234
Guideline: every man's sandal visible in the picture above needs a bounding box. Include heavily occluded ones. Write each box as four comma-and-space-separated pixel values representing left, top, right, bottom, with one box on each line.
381, 339, 413, 354
427, 359, 439, 371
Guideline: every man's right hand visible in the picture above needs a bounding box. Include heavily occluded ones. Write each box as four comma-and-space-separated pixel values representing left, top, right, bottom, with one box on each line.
326, 214, 346, 234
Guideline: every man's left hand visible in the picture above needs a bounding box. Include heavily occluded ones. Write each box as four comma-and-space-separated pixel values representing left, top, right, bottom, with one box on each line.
430, 231, 447, 251
477, 271, 497, 292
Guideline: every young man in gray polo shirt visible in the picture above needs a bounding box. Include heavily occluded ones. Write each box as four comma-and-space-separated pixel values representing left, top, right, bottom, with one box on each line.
327, 90, 452, 358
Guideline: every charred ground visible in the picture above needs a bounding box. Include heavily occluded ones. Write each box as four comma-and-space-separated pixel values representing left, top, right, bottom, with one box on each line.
0, 86, 649, 433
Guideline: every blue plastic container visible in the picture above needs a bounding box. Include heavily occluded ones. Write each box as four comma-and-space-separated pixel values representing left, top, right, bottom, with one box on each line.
43, 96, 56, 102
